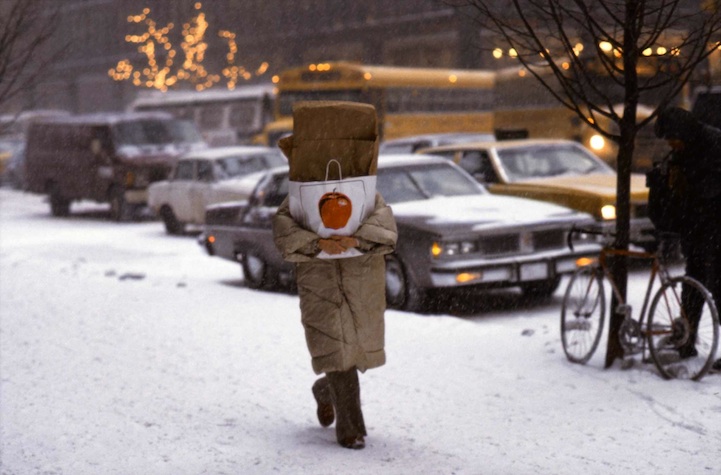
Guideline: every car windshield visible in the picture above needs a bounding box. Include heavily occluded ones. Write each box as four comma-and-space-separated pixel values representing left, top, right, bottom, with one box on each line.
113, 119, 203, 146
215, 152, 285, 179
496, 144, 612, 182
377, 163, 483, 204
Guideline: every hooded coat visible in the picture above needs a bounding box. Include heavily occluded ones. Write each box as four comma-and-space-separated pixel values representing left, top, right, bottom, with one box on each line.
273, 193, 397, 374
653, 106, 721, 325
654, 107, 721, 226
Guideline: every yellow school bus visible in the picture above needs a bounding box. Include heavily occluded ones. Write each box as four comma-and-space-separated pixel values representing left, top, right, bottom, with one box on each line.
493, 64, 669, 172
257, 61, 496, 145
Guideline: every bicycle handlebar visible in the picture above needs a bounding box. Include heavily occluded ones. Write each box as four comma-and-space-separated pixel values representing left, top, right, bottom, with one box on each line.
566, 224, 607, 252
566, 224, 681, 252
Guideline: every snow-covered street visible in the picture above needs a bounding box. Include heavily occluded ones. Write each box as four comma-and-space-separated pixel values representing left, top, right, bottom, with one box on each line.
1, 187, 719, 475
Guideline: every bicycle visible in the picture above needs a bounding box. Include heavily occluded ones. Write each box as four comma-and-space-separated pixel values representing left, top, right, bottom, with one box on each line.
560, 226, 719, 381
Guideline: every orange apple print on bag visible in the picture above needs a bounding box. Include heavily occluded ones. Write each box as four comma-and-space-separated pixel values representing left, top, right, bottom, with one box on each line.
319, 189, 352, 229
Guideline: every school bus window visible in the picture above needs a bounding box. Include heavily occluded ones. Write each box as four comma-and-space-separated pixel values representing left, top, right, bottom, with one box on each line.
385, 88, 494, 113
199, 104, 223, 129
228, 101, 257, 129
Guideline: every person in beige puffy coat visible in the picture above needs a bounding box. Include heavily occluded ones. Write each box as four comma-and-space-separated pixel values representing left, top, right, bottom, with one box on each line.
273, 192, 397, 449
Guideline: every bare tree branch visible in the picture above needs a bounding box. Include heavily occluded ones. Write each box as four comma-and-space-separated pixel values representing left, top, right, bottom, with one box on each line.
0, 0, 63, 114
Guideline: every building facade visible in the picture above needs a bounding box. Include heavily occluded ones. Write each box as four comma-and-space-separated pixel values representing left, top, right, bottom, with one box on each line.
5, 0, 718, 115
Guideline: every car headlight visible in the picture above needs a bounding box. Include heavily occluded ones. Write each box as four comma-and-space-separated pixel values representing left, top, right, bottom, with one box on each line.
601, 204, 616, 220
432, 240, 478, 258
589, 134, 606, 151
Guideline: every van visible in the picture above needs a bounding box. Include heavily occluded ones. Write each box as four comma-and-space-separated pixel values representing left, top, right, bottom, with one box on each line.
25, 112, 207, 220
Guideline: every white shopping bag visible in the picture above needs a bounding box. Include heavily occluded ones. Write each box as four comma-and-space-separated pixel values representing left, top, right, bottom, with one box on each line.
289, 159, 376, 259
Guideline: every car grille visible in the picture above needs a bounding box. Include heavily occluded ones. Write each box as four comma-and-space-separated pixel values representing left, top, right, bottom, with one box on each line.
481, 234, 519, 255
533, 229, 566, 251
479, 229, 566, 256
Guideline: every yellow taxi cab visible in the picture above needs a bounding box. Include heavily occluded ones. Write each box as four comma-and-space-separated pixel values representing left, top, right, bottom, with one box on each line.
416, 138, 655, 249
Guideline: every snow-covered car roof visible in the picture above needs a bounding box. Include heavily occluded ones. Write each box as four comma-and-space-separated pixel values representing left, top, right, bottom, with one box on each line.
178, 146, 284, 162
29, 111, 177, 126
377, 153, 448, 167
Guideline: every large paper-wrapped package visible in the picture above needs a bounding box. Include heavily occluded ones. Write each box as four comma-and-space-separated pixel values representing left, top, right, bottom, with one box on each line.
278, 101, 379, 181
280, 101, 379, 257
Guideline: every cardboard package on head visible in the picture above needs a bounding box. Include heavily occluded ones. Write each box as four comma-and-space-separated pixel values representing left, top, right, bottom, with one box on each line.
281, 101, 380, 254
278, 101, 379, 181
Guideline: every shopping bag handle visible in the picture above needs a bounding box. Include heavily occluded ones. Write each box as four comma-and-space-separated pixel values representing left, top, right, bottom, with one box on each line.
325, 159, 343, 181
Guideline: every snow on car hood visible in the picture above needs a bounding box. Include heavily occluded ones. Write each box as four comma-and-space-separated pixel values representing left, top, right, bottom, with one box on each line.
390, 194, 588, 233
514, 173, 649, 200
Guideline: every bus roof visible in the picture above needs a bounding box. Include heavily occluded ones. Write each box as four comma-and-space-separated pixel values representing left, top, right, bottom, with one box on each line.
278, 61, 495, 89
129, 84, 275, 109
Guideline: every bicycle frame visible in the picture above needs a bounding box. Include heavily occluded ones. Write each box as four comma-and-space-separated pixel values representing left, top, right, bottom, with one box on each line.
596, 247, 669, 328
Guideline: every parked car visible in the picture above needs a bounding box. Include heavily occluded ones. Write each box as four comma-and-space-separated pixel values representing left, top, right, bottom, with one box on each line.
416, 138, 655, 250
148, 146, 286, 234
379, 132, 495, 154
199, 154, 600, 311
25, 112, 207, 220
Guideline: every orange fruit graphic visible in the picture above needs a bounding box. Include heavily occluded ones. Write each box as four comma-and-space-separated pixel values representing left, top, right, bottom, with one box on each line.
319, 191, 352, 229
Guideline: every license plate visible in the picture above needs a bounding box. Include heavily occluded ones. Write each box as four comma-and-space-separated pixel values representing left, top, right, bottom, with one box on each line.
555, 258, 577, 274
520, 262, 548, 281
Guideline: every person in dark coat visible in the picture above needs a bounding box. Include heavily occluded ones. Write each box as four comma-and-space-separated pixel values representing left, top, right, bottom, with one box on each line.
654, 107, 721, 368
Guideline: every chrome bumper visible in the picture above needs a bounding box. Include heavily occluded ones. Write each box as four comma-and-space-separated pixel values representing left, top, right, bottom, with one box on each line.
428, 244, 600, 288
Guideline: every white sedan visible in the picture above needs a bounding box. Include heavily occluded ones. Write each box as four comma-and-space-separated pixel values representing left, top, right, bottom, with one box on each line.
148, 146, 286, 234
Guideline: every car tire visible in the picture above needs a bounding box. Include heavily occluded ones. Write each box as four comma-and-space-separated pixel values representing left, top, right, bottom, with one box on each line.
242, 252, 277, 290
160, 206, 185, 235
520, 276, 562, 300
385, 254, 425, 312
49, 185, 70, 217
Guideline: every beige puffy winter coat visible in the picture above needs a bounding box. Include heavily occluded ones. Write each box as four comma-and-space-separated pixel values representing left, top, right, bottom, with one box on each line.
273, 193, 397, 374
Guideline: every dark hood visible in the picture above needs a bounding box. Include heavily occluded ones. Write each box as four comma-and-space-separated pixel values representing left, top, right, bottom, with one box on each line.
654, 107, 703, 141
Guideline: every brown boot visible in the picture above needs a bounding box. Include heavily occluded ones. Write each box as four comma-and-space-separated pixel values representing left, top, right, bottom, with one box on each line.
312, 377, 335, 427
327, 368, 367, 449
339, 435, 365, 450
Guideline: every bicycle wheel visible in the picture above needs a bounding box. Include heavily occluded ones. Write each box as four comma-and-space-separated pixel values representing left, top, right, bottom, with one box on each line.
561, 265, 606, 364
647, 276, 719, 381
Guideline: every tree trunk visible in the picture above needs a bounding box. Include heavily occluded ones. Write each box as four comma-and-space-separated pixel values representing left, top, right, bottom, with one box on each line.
605, 0, 641, 368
